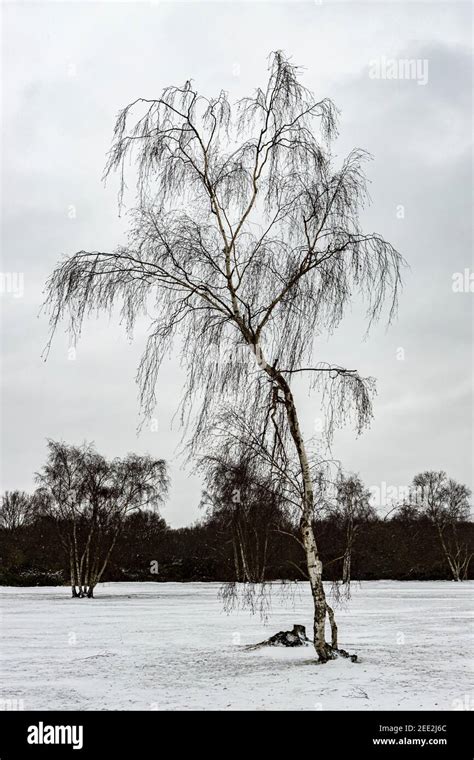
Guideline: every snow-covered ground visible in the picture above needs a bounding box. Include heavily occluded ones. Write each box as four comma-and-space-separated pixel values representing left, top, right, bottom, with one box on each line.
0, 581, 472, 710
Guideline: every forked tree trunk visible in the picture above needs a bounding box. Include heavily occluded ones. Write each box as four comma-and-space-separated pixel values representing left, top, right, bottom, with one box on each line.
68, 523, 122, 598
274, 371, 334, 662
437, 523, 462, 581
301, 511, 330, 661
87, 525, 122, 594
461, 556, 472, 581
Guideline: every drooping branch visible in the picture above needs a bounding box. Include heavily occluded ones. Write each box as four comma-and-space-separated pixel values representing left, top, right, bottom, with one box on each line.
44, 49, 405, 488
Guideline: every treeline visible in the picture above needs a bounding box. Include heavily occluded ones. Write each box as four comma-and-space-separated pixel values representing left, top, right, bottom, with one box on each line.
1, 499, 473, 586
1, 441, 472, 588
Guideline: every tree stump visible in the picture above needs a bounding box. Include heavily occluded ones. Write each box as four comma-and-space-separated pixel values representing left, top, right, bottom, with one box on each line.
247, 624, 358, 661
250, 624, 311, 648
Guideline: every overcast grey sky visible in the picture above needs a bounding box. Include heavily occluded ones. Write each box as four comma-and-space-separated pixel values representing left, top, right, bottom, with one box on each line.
1, 0, 472, 526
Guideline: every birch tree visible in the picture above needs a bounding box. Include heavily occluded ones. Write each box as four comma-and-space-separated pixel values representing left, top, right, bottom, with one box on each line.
409, 471, 472, 581
333, 473, 375, 585
44, 52, 403, 659
200, 453, 289, 583
35, 441, 168, 597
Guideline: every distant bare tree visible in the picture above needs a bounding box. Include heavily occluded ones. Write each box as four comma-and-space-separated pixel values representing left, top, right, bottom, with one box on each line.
35, 441, 168, 597
334, 473, 375, 585
44, 52, 404, 659
0, 491, 32, 531
200, 452, 290, 583
408, 471, 472, 581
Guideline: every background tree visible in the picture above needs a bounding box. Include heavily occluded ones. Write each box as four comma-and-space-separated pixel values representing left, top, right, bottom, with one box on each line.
44, 52, 404, 660
35, 440, 168, 597
403, 471, 472, 581
328, 473, 375, 586
200, 452, 291, 583
0, 491, 32, 531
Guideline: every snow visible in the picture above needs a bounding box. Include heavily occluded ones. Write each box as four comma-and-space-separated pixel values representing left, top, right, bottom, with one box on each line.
0, 581, 472, 710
